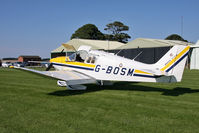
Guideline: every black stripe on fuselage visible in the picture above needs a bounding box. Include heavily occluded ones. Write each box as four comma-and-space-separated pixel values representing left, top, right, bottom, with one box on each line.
133, 74, 162, 78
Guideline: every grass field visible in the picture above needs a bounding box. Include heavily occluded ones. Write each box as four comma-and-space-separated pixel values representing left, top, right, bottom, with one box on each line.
0, 68, 199, 133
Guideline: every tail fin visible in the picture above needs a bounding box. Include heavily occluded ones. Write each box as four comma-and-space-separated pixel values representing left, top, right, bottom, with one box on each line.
155, 45, 190, 82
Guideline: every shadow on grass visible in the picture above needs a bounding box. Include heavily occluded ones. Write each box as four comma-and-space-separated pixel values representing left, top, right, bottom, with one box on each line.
48, 82, 199, 97
48, 85, 102, 96
108, 83, 199, 96
14, 68, 199, 96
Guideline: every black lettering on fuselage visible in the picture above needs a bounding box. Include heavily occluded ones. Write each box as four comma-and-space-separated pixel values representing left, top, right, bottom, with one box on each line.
95, 65, 134, 76
106, 66, 113, 74
113, 67, 120, 74
127, 69, 134, 76
120, 68, 126, 75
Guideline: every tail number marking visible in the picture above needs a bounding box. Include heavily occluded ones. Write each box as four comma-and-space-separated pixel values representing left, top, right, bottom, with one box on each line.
95, 65, 134, 76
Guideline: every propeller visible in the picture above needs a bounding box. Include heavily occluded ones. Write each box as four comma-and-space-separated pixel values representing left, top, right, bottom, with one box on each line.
61, 49, 64, 53
45, 44, 76, 71
46, 63, 53, 71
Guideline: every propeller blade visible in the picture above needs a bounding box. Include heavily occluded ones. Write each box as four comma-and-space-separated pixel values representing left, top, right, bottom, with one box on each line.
61, 49, 64, 53
46, 63, 53, 71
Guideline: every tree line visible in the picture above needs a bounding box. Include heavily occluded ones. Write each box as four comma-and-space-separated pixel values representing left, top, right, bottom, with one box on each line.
70, 21, 188, 43
71, 21, 131, 43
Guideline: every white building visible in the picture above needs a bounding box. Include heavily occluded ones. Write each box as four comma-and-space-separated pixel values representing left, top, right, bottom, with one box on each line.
190, 40, 199, 70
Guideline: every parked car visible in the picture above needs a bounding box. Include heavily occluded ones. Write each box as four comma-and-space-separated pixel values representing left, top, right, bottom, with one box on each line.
2, 62, 12, 67
13, 62, 25, 67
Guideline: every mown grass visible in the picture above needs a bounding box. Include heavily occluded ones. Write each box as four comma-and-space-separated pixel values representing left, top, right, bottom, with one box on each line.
0, 68, 199, 133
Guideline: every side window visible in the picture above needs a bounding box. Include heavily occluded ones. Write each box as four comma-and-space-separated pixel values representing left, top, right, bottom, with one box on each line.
69, 53, 76, 61
91, 57, 96, 64
86, 57, 91, 63
85, 56, 96, 64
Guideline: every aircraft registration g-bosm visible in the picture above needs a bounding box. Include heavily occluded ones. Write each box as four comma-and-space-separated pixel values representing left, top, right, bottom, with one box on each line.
15, 44, 190, 90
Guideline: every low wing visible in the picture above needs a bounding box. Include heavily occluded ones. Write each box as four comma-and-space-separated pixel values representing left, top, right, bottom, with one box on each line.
14, 67, 96, 85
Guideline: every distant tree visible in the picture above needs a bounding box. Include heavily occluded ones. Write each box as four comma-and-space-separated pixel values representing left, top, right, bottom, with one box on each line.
71, 24, 105, 40
2, 58, 18, 60
104, 21, 131, 43
165, 34, 188, 42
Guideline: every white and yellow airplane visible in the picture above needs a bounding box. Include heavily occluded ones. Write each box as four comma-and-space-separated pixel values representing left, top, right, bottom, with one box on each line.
15, 45, 190, 90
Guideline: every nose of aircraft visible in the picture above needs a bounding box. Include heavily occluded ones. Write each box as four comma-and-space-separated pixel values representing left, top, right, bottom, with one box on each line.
50, 58, 54, 63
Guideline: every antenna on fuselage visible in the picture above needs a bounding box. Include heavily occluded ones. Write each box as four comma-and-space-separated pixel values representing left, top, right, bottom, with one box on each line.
132, 51, 143, 60
132, 46, 143, 60
115, 44, 127, 55
115, 43, 128, 55
115, 48, 123, 55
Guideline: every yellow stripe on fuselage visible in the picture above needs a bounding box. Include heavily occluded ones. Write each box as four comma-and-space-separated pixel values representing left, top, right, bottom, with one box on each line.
50, 56, 95, 68
134, 69, 153, 75
161, 46, 190, 71
65, 61, 95, 68
50, 56, 66, 63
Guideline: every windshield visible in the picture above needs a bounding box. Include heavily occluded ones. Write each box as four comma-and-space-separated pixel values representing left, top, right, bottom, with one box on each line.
69, 53, 76, 61
68, 50, 95, 63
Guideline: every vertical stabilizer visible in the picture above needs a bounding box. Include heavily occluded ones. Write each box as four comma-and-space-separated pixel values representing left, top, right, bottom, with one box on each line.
155, 45, 190, 82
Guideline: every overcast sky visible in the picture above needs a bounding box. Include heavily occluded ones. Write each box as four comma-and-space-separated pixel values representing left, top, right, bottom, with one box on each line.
0, 0, 199, 58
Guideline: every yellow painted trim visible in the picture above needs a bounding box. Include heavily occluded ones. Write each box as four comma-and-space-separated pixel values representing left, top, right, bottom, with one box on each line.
50, 56, 66, 63
134, 69, 153, 75
50, 57, 95, 68
66, 57, 70, 61
65, 62, 95, 68
161, 46, 190, 71
9, 66, 14, 68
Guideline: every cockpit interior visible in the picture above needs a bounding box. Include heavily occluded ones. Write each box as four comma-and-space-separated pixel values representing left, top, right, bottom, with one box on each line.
68, 50, 97, 64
